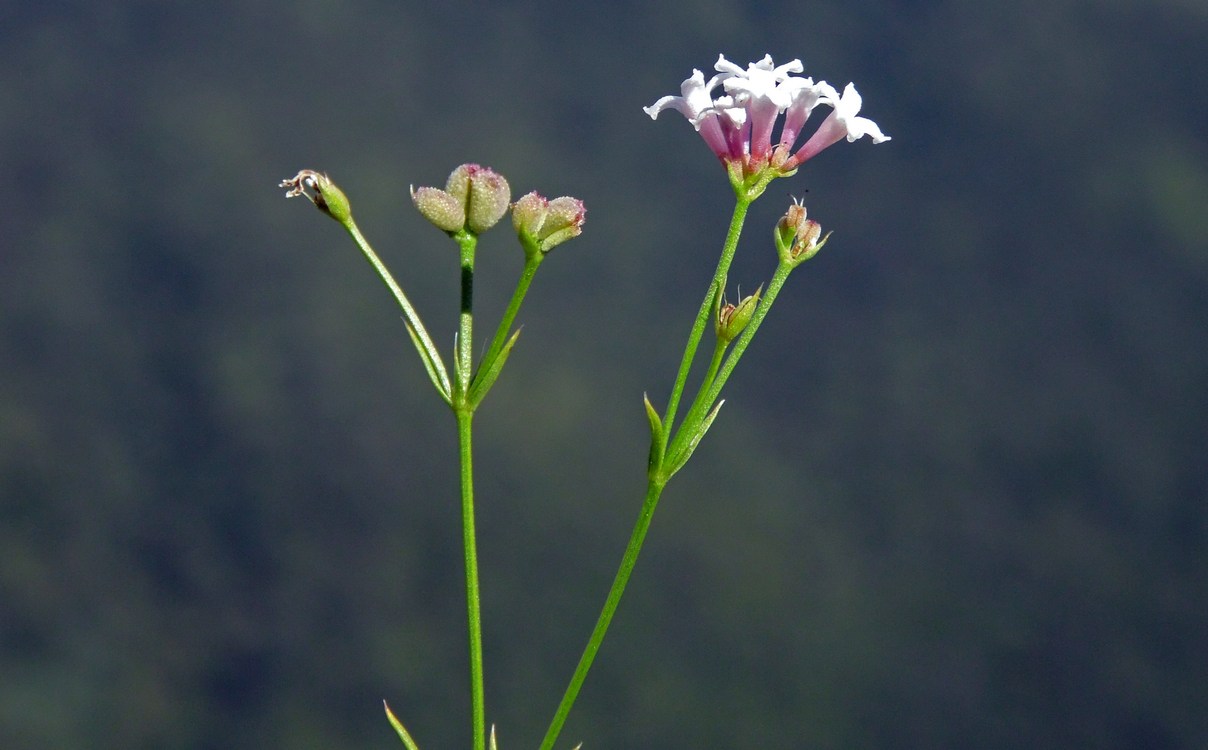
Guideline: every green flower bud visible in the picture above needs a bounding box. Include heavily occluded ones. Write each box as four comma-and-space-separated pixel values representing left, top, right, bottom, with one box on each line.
279, 170, 353, 226
465, 167, 511, 234
512, 191, 586, 256
715, 287, 761, 343
411, 186, 466, 232
445, 163, 474, 205
511, 191, 547, 236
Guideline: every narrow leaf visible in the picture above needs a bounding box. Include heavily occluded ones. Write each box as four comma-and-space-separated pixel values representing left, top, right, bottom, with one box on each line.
404, 320, 452, 405
666, 399, 725, 478
643, 393, 664, 441
468, 328, 522, 408
383, 701, 421, 750
643, 393, 665, 475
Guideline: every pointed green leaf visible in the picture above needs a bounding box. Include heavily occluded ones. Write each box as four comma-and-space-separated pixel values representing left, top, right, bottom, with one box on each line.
666, 399, 725, 478
404, 320, 452, 405
383, 701, 421, 750
468, 328, 522, 409
643, 393, 666, 475
643, 393, 664, 442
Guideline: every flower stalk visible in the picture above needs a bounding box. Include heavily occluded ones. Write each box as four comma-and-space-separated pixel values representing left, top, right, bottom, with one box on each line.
457, 405, 486, 750
280, 170, 452, 403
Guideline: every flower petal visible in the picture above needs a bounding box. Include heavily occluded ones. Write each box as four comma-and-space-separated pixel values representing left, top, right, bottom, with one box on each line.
787, 82, 890, 167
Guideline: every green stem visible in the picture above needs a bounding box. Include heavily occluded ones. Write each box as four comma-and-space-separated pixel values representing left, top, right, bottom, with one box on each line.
344, 220, 450, 398
455, 232, 478, 399
539, 176, 777, 749
457, 407, 486, 750
660, 197, 751, 445
474, 253, 542, 391
699, 262, 793, 413
666, 338, 727, 464
538, 478, 667, 750
450, 230, 485, 750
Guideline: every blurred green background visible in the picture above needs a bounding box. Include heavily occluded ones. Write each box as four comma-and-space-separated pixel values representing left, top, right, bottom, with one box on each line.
2, 0, 1206, 748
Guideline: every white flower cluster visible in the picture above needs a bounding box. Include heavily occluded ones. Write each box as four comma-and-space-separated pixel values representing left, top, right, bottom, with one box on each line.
644, 54, 890, 172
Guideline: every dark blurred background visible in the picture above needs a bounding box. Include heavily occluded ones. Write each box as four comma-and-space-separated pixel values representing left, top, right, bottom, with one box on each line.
2, 1, 1206, 748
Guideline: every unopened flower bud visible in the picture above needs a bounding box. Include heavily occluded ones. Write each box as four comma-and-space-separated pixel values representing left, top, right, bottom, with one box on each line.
775, 197, 832, 267
512, 191, 586, 256
464, 165, 512, 233
411, 164, 512, 235
411, 186, 466, 232
789, 219, 831, 265
716, 287, 761, 343
280, 170, 353, 226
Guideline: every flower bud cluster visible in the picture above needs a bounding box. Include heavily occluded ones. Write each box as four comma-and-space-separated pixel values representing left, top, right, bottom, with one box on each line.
412, 164, 512, 235
513, 192, 587, 256
410, 165, 586, 256
775, 198, 830, 267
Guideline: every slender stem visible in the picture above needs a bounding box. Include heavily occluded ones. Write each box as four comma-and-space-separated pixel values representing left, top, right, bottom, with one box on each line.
540, 196, 756, 749
703, 338, 726, 390
475, 253, 542, 389
457, 407, 486, 750
660, 198, 751, 442
455, 233, 478, 399
539, 178, 778, 748
666, 338, 728, 463
450, 231, 485, 750
344, 220, 450, 395
539, 478, 667, 750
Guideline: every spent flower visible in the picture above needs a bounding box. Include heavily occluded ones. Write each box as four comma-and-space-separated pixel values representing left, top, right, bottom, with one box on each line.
280, 170, 352, 225
775, 197, 831, 267
716, 287, 762, 343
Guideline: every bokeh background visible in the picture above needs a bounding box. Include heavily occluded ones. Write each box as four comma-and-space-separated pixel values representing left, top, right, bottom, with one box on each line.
3, 1, 1206, 748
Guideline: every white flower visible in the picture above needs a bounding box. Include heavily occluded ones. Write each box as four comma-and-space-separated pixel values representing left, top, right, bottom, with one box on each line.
646, 56, 891, 174
778, 81, 834, 154
785, 83, 891, 168
643, 68, 734, 160
643, 68, 715, 122
716, 54, 807, 162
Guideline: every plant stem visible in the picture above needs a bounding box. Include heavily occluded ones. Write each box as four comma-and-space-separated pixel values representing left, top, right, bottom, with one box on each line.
660, 197, 751, 442
456, 233, 477, 398
476, 253, 542, 390
666, 337, 728, 465
538, 478, 666, 750
456, 406, 486, 750
451, 231, 485, 750
344, 220, 450, 398
540, 196, 758, 749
